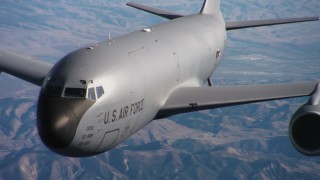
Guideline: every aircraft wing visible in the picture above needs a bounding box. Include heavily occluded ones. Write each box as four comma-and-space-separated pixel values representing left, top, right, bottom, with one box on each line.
156, 82, 318, 118
0, 49, 53, 86
226, 17, 319, 30
126, 2, 319, 28
126, 2, 184, 20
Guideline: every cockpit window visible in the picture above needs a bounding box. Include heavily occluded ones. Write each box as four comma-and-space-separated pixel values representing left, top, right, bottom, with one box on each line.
44, 85, 63, 97
96, 86, 104, 99
64, 88, 86, 98
88, 87, 96, 100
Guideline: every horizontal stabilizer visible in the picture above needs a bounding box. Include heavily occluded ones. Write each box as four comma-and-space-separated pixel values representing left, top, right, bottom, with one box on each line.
126, 2, 184, 20
0, 49, 53, 86
226, 17, 319, 30
156, 82, 318, 118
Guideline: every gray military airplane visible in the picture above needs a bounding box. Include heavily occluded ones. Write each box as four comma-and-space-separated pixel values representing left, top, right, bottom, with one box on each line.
0, 0, 319, 157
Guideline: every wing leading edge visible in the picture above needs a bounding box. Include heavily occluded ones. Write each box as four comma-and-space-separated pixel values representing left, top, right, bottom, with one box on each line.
126, 2, 184, 20
156, 82, 318, 119
226, 17, 319, 30
0, 49, 53, 86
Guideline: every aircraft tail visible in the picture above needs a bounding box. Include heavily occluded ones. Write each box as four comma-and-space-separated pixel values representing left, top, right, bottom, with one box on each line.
200, 0, 221, 14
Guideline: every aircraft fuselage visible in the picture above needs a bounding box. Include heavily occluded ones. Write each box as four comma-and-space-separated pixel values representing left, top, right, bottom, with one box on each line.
37, 13, 226, 156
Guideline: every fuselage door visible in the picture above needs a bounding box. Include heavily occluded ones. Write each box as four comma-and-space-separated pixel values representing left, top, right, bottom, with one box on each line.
94, 129, 119, 153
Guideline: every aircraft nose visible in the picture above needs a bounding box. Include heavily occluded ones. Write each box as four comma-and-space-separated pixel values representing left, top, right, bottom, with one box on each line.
37, 95, 94, 151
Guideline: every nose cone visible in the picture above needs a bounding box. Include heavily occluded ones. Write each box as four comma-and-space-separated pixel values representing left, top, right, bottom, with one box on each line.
37, 95, 94, 153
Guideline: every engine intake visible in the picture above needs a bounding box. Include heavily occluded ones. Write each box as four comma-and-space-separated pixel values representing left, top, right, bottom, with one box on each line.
289, 105, 320, 156
289, 83, 320, 156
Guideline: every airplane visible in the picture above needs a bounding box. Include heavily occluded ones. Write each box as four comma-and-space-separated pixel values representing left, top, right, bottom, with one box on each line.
0, 0, 319, 157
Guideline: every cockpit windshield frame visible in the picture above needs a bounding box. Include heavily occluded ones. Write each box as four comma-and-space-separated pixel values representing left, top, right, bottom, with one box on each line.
64, 88, 87, 98
43, 77, 105, 100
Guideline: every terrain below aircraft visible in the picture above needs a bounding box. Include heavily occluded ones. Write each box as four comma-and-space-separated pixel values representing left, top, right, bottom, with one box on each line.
0, 0, 319, 157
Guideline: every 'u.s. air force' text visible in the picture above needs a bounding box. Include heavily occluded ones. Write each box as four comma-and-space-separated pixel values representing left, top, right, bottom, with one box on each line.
98, 99, 144, 124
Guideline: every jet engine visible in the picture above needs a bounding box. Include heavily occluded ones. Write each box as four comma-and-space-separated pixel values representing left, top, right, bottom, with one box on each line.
289, 83, 320, 156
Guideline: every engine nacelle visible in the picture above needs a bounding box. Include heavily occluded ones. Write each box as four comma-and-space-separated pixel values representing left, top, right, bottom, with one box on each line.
289, 104, 320, 156
289, 83, 320, 156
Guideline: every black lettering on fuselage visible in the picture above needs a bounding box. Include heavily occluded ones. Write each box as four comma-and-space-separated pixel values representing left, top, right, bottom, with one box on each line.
130, 103, 135, 116
112, 110, 117, 122
104, 111, 110, 124
119, 108, 123, 120
130, 99, 144, 115
124, 106, 129, 117
102, 99, 144, 125
86, 126, 94, 131
118, 106, 129, 120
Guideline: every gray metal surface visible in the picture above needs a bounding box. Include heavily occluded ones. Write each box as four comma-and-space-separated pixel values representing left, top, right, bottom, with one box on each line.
0, 49, 53, 86
157, 82, 319, 118
226, 17, 319, 30
200, 0, 220, 14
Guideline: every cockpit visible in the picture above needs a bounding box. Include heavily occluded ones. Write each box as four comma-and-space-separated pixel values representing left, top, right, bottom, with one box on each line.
43, 78, 105, 101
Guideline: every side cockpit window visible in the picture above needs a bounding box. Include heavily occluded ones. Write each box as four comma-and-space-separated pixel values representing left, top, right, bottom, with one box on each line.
96, 86, 104, 99
64, 88, 86, 98
88, 87, 96, 100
